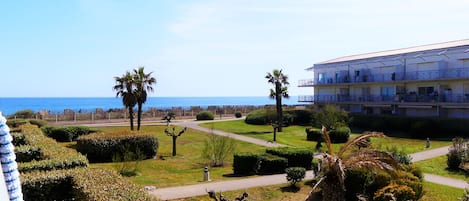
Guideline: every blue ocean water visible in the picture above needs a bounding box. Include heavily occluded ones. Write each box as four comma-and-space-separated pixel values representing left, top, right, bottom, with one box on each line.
0, 96, 301, 115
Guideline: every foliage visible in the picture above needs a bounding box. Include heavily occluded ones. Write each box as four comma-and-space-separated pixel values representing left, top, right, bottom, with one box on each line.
386, 146, 413, 165
162, 111, 176, 126
233, 152, 262, 175
285, 167, 306, 186
11, 132, 27, 146
461, 188, 469, 201
313, 104, 349, 130
112, 144, 145, 177
42, 126, 93, 142
305, 128, 322, 141
76, 131, 158, 163
285, 109, 313, 125
21, 168, 156, 201
17, 125, 88, 173
235, 111, 242, 118
258, 154, 288, 175
202, 133, 237, 167
373, 183, 416, 201
28, 119, 48, 127
266, 69, 289, 132
15, 145, 42, 162
447, 137, 468, 170
328, 126, 351, 143
133, 67, 156, 131
6, 118, 28, 128
196, 110, 215, 120
244, 109, 277, 125
11, 109, 36, 119
114, 70, 138, 130
266, 147, 314, 170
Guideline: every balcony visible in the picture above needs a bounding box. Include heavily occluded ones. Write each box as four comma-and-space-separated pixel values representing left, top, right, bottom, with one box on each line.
299, 67, 469, 87
298, 93, 469, 104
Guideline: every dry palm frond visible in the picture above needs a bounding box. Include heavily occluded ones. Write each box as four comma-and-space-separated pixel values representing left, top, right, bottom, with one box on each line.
321, 126, 334, 155
338, 131, 385, 157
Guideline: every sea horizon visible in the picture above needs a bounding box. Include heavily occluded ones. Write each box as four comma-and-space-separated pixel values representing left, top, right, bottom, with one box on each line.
0, 96, 302, 115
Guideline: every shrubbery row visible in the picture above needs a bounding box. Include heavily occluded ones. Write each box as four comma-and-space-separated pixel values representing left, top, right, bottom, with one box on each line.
76, 131, 158, 163
233, 147, 314, 175
21, 168, 156, 201
305, 126, 351, 143
6, 118, 48, 128
196, 111, 215, 120
42, 126, 94, 142
16, 125, 88, 173
244, 109, 313, 125
15, 145, 42, 162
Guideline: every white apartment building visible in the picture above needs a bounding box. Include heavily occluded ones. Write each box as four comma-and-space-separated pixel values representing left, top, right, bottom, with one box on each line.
299, 39, 469, 118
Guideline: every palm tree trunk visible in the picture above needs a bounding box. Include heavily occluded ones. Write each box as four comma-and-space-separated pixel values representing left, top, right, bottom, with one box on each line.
129, 107, 134, 131
321, 177, 346, 201
137, 103, 143, 131
275, 82, 283, 132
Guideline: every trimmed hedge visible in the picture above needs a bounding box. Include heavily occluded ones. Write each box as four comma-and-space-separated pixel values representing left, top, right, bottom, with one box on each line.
266, 147, 314, 170
15, 145, 42, 162
21, 168, 156, 201
258, 154, 288, 175
76, 131, 158, 163
235, 111, 242, 118
305, 128, 322, 141
196, 111, 215, 120
17, 125, 88, 173
245, 109, 313, 125
233, 152, 262, 175
11, 132, 27, 146
285, 167, 306, 186
350, 114, 469, 138
6, 119, 48, 128
328, 126, 351, 143
244, 109, 277, 125
42, 126, 93, 142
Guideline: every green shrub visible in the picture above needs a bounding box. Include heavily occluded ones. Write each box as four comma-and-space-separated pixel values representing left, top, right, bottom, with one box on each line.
328, 126, 350, 143
196, 111, 215, 120
344, 169, 372, 201
76, 131, 158, 163
6, 119, 28, 128
410, 120, 436, 138
447, 137, 468, 170
28, 119, 48, 127
11, 132, 27, 146
258, 154, 288, 175
233, 152, 262, 175
266, 147, 314, 170
112, 144, 145, 177
405, 164, 424, 181
395, 171, 423, 200
373, 183, 416, 201
234, 111, 242, 118
285, 109, 313, 125
305, 128, 322, 141
244, 109, 276, 125
386, 146, 413, 165
42, 126, 93, 142
17, 125, 88, 173
21, 168, 155, 201
285, 167, 306, 186
202, 134, 237, 167
15, 145, 42, 162
12, 109, 35, 119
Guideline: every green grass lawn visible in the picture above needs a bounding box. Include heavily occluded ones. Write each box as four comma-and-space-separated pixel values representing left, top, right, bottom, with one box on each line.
200, 120, 452, 154
415, 155, 468, 181
171, 181, 463, 201
87, 125, 265, 188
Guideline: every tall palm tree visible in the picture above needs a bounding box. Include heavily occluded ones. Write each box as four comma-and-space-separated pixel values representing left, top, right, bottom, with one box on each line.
113, 71, 137, 130
133, 67, 156, 130
306, 128, 401, 201
265, 69, 289, 132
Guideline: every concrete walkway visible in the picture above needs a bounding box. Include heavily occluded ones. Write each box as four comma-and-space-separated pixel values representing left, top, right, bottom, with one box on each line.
410, 145, 451, 162
150, 171, 315, 200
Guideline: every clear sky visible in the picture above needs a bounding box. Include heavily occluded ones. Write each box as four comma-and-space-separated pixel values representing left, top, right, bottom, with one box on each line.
1, 0, 469, 97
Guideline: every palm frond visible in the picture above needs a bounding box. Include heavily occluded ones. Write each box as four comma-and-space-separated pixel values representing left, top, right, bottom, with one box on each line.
338, 131, 385, 157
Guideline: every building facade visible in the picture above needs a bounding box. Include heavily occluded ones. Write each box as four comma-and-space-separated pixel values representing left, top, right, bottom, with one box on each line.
299, 39, 469, 118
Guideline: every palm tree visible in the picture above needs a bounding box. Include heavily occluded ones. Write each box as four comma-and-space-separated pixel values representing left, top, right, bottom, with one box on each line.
133, 67, 156, 130
113, 71, 137, 130
306, 127, 401, 201
265, 69, 289, 132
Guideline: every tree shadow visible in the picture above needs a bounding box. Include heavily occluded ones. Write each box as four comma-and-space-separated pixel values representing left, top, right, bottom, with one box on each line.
238, 131, 272, 135
280, 185, 301, 193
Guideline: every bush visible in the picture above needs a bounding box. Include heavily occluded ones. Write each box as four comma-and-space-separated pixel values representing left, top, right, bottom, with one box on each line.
244, 109, 276, 125
313, 104, 349, 130
328, 126, 350, 143
447, 137, 468, 170
305, 128, 322, 141
76, 131, 158, 163
196, 111, 215, 120
6, 119, 28, 128
21, 168, 155, 201
373, 183, 416, 201
344, 169, 372, 201
42, 126, 93, 142
285, 167, 306, 186
203, 134, 237, 167
11, 132, 27, 146
234, 111, 242, 118
266, 147, 314, 170
285, 109, 313, 125
386, 146, 413, 165
15, 145, 42, 162
12, 109, 35, 119
28, 119, 48, 128
258, 154, 288, 175
233, 153, 262, 175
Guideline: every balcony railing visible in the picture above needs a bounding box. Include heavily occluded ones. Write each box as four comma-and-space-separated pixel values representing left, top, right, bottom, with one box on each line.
298, 67, 469, 86
298, 93, 469, 103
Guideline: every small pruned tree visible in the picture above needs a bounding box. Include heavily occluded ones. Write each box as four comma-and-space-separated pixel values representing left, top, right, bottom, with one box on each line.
165, 127, 187, 156
286, 167, 306, 187
314, 104, 349, 131
162, 111, 176, 126
202, 133, 237, 167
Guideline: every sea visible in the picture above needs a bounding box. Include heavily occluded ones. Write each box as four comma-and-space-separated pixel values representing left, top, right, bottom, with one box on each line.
0, 96, 302, 115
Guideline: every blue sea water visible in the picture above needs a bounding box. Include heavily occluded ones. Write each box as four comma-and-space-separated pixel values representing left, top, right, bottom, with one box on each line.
0, 96, 301, 115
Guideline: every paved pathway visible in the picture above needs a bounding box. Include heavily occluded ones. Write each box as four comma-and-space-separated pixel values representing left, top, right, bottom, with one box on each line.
409, 145, 451, 162
150, 171, 315, 200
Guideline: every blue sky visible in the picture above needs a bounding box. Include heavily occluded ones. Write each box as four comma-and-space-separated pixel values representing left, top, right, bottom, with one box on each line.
1, 0, 469, 97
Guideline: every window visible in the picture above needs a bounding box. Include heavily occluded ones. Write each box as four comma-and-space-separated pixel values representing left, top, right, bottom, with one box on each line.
318, 73, 326, 84
381, 86, 395, 101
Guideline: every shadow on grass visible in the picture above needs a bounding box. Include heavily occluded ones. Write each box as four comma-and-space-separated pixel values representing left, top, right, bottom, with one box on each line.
280, 185, 301, 193
237, 131, 272, 135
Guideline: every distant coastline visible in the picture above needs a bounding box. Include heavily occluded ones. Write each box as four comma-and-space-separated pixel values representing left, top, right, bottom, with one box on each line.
0, 96, 301, 115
